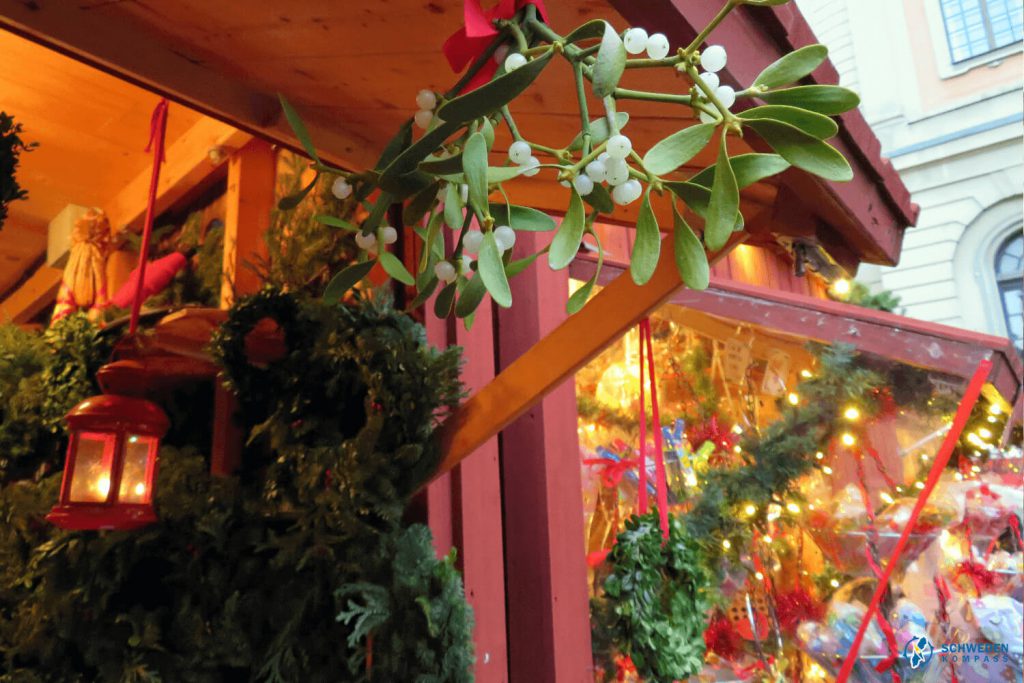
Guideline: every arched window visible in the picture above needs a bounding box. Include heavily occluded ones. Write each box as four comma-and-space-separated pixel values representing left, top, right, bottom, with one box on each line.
995, 232, 1023, 350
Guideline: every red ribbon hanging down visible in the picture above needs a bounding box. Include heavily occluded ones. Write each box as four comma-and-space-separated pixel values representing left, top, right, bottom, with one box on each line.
835, 358, 994, 683
128, 99, 169, 336
442, 0, 548, 91
636, 318, 670, 540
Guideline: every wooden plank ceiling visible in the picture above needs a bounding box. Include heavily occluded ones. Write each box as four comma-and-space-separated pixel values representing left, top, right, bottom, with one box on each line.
0, 29, 234, 300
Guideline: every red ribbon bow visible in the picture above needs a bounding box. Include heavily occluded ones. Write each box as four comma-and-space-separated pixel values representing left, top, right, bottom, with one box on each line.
584, 457, 640, 489
442, 0, 548, 91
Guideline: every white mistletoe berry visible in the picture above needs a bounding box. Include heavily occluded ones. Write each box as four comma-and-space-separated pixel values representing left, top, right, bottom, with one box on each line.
522, 156, 541, 177
463, 229, 484, 254
573, 174, 595, 196
414, 109, 434, 130
434, 261, 457, 283
585, 160, 607, 183
612, 178, 643, 205
701, 45, 727, 73
604, 158, 630, 187
606, 134, 632, 160
715, 85, 736, 109
698, 71, 720, 91
355, 231, 377, 251
494, 225, 516, 252
331, 177, 353, 200
645, 33, 670, 60
380, 226, 398, 245
623, 28, 649, 55
508, 140, 532, 165
598, 151, 610, 164
415, 89, 437, 111
504, 53, 528, 72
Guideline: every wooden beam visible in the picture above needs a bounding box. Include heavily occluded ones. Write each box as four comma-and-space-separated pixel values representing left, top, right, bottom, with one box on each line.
212, 138, 276, 476
433, 233, 740, 477
220, 138, 276, 307
0, 265, 61, 323
105, 116, 253, 232
0, 2, 372, 170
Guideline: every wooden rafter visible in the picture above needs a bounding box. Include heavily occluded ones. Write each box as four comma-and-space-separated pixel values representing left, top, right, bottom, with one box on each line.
433, 232, 745, 478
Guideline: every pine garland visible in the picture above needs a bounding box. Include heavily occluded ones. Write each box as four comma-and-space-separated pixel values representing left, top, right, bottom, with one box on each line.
0, 292, 473, 682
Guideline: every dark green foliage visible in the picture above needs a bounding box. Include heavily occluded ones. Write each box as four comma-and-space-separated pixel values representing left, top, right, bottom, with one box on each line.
592, 512, 713, 682
0, 315, 113, 484
0, 292, 472, 681
0, 113, 35, 230
841, 281, 902, 313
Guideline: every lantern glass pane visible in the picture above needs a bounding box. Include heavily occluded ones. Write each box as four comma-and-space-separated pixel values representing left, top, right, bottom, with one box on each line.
118, 435, 157, 503
68, 432, 116, 503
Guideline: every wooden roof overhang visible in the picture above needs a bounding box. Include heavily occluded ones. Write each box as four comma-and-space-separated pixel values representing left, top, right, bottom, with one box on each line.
0, 0, 915, 271
0, 0, 922, 477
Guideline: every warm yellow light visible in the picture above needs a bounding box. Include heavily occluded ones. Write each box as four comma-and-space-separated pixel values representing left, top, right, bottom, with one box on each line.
685, 472, 698, 487
586, 423, 596, 433
967, 433, 986, 448
744, 504, 757, 516
733, 445, 742, 454
843, 406, 861, 421
95, 476, 111, 497
786, 502, 801, 514
787, 392, 800, 405
763, 535, 773, 544
880, 491, 894, 505
971, 465, 981, 473
914, 481, 925, 490
731, 423, 744, 435
830, 579, 840, 588
822, 466, 834, 475
987, 415, 998, 423
978, 427, 992, 439
755, 571, 765, 581
815, 451, 824, 460
988, 403, 1002, 416
955, 472, 964, 481
722, 539, 732, 550
921, 454, 929, 461
134, 483, 146, 497
800, 369, 813, 379
832, 278, 851, 297
840, 432, 856, 446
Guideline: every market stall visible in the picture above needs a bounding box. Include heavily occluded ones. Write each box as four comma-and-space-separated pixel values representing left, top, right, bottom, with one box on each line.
572, 255, 1022, 682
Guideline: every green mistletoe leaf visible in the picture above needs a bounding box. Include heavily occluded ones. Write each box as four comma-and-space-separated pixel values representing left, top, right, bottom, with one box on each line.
592, 22, 627, 98
378, 251, 415, 286
643, 123, 716, 176
759, 84, 860, 115
686, 153, 790, 189
740, 104, 838, 139
478, 232, 512, 308
488, 203, 556, 232
548, 188, 586, 270
704, 134, 738, 251
630, 191, 660, 285
438, 50, 555, 125
752, 44, 829, 90
323, 260, 375, 302
745, 119, 853, 181
462, 132, 490, 215
672, 205, 709, 290
567, 113, 630, 151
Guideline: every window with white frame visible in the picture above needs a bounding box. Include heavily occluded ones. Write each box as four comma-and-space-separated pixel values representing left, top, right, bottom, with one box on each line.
995, 232, 1023, 351
939, 0, 1023, 63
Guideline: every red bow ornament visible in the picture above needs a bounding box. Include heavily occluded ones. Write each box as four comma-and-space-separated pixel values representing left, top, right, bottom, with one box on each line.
443, 0, 548, 91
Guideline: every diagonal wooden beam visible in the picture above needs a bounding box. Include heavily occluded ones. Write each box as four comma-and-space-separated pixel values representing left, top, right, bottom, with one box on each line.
433, 232, 745, 477
104, 116, 253, 232
0, 265, 62, 324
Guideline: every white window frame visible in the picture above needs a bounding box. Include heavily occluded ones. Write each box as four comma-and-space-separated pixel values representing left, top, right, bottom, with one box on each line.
924, 0, 1023, 79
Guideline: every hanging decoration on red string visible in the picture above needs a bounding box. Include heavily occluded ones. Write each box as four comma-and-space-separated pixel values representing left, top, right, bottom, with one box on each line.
47, 100, 172, 531
637, 317, 670, 540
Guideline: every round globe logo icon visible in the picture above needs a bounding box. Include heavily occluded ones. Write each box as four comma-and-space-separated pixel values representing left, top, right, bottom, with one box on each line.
904, 636, 934, 670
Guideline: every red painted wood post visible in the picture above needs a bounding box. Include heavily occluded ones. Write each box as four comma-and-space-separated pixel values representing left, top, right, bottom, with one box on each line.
497, 230, 594, 682
424, 297, 509, 681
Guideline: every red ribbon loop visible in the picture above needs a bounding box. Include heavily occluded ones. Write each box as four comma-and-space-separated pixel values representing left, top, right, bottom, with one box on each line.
442, 0, 548, 90
636, 319, 670, 540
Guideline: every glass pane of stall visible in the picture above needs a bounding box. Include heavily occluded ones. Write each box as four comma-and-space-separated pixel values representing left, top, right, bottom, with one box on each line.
574, 282, 1022, 682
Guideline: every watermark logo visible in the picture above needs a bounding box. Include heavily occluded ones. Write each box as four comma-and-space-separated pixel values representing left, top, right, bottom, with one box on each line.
905, 636, 934, 670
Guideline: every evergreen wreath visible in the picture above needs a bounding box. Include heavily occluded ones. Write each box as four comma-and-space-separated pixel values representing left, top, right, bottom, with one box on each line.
591, 512, 714, 682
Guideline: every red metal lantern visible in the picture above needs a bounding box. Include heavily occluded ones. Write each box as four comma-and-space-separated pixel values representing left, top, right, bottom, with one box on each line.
46, 394, 169, 531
